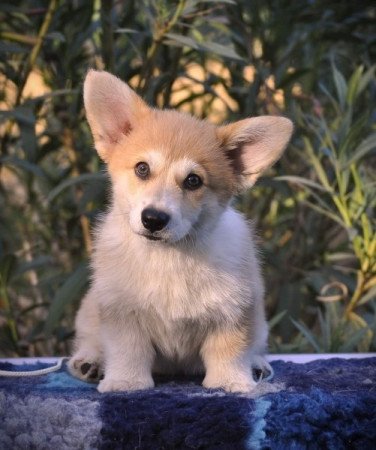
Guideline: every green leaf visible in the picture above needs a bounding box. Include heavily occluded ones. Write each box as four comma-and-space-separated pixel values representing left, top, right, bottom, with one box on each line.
332, 63, 347, 110
346, 65, 363, 106
200, 41, 243, 61
346, 132, 376, 167
1, 156, 46, 178
11, 105, 35, 126
164, 33, 199, 50
358, 286, 376, 306
357, 65, 376, 98
13, 106, 37, 161
46, 31, 66, 42
44, 263, 89, 335
0, 254, 17, 285
14, 256, 53, 277
317, 308, 331, 352
338, 113, 368, 163
23, 89, 78, 106
48, 173, 107, 202
318, 83, 341, 115
0, 325, 18, 354
268, 310, 287, 330
340, 327, 369, 352
115, 28, 145, 35
303, 137, 332, 191
291, 318, 322, 352
276, 175, 330, 192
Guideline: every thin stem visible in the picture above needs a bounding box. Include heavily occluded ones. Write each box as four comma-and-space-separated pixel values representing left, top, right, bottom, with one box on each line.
17, 0, 59, 105
100, 0, 115, 72
0, 31, 38, 46
138, 0, 186, 93
345, 270, 364, 318
0, 0, 58, 156
0, 277, 19, 346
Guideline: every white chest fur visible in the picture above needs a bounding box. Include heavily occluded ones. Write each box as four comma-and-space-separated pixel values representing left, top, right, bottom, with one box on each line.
92, 206, 262, 325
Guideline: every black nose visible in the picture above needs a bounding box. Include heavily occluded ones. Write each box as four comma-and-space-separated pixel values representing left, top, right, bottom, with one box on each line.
141, 208, 170, 233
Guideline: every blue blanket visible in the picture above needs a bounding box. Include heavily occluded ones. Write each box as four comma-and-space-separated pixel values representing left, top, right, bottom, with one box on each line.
0, 358, 375, 449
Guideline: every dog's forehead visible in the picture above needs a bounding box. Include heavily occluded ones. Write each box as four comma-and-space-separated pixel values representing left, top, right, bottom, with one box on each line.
144, 150, 165, 170
138, 109, 219, 161
144, 150, 202, 175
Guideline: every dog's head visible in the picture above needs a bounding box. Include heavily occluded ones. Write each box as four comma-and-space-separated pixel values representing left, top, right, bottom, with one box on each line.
84, 70, 293, 244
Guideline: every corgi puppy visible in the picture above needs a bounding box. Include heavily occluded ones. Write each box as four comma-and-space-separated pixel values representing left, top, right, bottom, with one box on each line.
68, 70, 292, 393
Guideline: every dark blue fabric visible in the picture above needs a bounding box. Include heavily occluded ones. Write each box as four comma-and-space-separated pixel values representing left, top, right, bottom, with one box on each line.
100, 390, 251, 449
261, 359, 376, 450
0, 357, 375, 449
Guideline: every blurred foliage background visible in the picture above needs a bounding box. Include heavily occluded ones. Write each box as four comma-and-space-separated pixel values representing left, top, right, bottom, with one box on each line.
0, 0, 375, 357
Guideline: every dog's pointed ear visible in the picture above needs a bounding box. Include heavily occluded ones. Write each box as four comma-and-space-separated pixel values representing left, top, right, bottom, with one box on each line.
83, 70, 149, 161
217, 116, 293, 189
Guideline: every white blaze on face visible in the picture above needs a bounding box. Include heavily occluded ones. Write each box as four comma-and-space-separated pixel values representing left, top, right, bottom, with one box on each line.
116, 151, 207, 243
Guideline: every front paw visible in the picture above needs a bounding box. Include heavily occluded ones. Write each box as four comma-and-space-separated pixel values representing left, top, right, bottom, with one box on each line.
69, 353, 103, 383
98, 376, 154, 393
203, 373, 256, 393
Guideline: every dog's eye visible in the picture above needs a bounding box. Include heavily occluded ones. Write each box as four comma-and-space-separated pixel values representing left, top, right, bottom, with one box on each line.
135, 162, 150, 179
183, 173, 203, 190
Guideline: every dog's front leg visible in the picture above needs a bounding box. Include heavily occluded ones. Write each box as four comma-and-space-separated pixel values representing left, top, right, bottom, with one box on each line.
98, 311, 155, 393
201, 327, 257, 393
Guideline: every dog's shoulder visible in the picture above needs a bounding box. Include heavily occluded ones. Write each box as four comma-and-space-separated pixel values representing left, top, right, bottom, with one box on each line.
206, 206, 256, 261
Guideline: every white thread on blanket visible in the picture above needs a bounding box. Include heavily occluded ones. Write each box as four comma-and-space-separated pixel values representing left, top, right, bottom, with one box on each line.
0, 358, 68, 377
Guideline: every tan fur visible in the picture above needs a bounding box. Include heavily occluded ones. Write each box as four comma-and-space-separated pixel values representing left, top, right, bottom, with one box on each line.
108, 110, 237, 205
69, 70, 293, 393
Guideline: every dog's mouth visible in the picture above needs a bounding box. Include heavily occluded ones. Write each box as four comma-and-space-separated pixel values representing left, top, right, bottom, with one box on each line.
138, 232, 165, 242
144, 234, 163, 241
